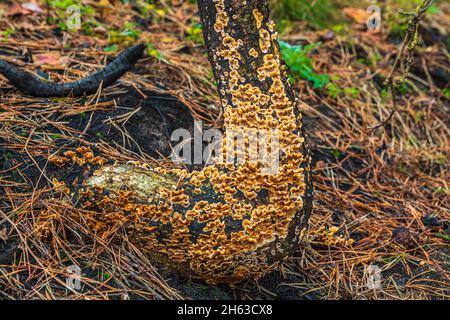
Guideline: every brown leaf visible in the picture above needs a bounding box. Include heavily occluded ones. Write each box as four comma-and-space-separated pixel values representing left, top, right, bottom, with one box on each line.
34, 52, 68, 67
6, 3, 29, 16
21, 2, 43, 14
343, 8, 371, 25
98, 0, 112, 7
6, 2, 42, 17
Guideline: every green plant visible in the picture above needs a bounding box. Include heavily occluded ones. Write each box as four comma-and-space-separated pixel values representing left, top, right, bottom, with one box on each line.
186, 22, 204, 45
2, 27, 15, 40
135, 0, 156, 17
330, 149, 342, 158
414, 111, 425, 124
270, 0, 350, 29
442, 88, 450, 98
326, 83, 342, 98
108, 22, 143, 46
325, 83, 360, 100
48, 0, 98, 33
279, 40, 329, 89
344, 87, 360, 99
50, 0, 79, 10
104, 44, 118, 53
146, 43, 169, 64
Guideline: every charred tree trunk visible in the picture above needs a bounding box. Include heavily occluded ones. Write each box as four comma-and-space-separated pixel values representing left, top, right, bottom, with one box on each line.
78, 0, 313, 283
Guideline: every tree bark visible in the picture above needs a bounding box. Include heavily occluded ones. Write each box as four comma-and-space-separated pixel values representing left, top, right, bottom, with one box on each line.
0, 44, 145, 97
80, 0, 313, 284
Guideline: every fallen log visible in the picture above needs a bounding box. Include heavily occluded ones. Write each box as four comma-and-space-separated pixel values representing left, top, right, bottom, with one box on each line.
77, 0, 313, 283
0, 44, 145, 97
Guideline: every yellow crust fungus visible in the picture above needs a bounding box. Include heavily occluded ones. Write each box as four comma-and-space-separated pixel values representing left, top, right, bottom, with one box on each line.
77, 0, 311, 284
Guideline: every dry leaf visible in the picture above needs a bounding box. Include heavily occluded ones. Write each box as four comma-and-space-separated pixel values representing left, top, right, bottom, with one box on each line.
34, 52, 69, 66
6, 2, 42, 16
96, 0, 112, 8
343, 8, 370, 25
21, 2, 43, 14
6, 3, 29, 16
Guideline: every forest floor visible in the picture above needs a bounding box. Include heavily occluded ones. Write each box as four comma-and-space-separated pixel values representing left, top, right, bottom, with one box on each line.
0, 0, 448, 300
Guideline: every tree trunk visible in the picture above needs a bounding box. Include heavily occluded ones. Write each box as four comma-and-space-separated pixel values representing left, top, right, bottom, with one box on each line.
81, 0, 313, 284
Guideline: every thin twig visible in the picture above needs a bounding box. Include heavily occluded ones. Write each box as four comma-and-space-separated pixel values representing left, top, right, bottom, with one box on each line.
369, 0, 434, 130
